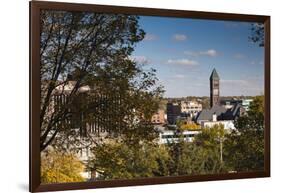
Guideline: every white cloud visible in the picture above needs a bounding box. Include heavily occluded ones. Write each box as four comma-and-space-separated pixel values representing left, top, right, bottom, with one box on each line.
201, 49, 218, 57
172, 34, 187, 41
184, 49, 218, 57
143, 34, 158, 41
167, 59, 198, 66
129, 56, 149, 64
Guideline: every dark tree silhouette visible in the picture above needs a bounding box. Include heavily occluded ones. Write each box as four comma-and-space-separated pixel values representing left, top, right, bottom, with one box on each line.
40, 10, 164, 152
249, 23, 264, 47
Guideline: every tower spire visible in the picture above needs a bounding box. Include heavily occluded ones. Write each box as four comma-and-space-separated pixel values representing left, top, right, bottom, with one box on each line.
210, 68, 220, 108
210, 68, 220, 80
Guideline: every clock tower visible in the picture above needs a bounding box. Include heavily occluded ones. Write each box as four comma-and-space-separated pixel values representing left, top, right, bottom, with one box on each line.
210, 68, 220, 108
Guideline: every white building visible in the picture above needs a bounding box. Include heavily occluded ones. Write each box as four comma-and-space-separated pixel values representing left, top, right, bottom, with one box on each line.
201, 120, 235, 130
159, 130, 200, 144
242, 99, 253, 111
180, 101, 202, 118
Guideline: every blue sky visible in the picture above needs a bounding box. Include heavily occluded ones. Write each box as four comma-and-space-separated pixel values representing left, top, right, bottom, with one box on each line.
131, 16, 264, 97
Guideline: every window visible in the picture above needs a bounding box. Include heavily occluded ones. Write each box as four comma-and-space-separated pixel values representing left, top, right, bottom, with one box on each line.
213, 89, 219, 95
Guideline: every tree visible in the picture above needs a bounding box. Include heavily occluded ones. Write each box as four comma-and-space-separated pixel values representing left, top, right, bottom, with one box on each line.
164, 125, 226, 176
89, 124, 229, 179
166, 135, 226, 176
176, 143, 225, 175
249, 23, 264, 47
193, 124, 226, 172
224, 96, 264, 172
40, 10, 164, 151
177, 120, 200, 131
88, 142, 171, 180
195, 124, 225, 149
41, 149, 85, 183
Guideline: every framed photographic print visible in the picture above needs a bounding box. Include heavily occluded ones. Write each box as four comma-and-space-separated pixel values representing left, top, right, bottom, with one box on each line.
30, 1, 270, 192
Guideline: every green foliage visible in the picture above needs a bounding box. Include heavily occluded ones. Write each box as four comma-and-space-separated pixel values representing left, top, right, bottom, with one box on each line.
249, 95, 264, 114
164, 124, 227, 175
90, 124, 228, 179
41, 150, 85, 184
167, 140, 226, 176
89, 142, 171, 180
39, 10, 266, 180
88, 95, 265, 178
185, 124, 226, 174
224, 95, 265, 172
40, 10, 164, 151
195, 124, 225, 148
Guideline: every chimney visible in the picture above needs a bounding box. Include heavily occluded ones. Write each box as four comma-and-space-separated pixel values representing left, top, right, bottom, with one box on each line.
212, 113, 217, 122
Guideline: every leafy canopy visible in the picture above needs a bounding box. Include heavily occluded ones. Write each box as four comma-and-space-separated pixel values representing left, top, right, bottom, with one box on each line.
41, 150, 85, 183
40, 10, 164, 151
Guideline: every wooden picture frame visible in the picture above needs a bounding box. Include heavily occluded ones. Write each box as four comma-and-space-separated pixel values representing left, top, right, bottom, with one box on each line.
30, 1, 270, 192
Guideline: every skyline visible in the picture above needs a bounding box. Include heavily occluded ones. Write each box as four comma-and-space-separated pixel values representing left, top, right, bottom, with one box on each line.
132, 16, 264, 97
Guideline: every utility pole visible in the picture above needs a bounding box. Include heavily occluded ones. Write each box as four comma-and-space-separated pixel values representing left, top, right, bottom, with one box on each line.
220, 138, 223, 163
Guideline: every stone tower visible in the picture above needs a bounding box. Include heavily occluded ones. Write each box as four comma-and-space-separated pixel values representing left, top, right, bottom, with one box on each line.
210, 68, 220, 108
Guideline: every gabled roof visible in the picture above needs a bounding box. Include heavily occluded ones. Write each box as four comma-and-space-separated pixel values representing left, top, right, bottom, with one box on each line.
223, 103, 242, 120
196, 105, 226, 121
196, 104, 243, 122
210, 68, 220, 80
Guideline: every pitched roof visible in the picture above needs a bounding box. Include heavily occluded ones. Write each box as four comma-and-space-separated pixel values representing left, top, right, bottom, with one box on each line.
223, 103, 242, 120
196, 105, 226, 121
196, 104, 243, 122
210, 68, 220, 80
